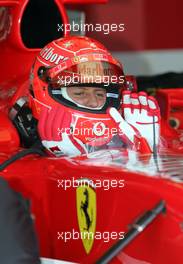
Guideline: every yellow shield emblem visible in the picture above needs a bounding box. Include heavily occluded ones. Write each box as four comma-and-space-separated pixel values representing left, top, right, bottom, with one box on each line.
76, 180, 96, 254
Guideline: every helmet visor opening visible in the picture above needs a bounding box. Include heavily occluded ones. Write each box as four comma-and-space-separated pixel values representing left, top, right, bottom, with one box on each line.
47, 61, 125, 113
48, 83, 122, 113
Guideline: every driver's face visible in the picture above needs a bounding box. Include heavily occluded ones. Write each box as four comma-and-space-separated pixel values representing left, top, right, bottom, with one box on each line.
67, 86, 106, 108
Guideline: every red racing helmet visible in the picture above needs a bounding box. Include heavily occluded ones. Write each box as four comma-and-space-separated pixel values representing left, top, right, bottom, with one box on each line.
29, 36, 126, 149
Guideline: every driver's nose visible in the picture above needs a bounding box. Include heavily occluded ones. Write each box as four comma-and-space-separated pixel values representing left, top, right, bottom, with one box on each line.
86, 93, 99, 108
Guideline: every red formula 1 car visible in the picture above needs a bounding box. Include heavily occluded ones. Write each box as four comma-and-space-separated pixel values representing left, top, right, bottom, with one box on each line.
1, 1, 183, 264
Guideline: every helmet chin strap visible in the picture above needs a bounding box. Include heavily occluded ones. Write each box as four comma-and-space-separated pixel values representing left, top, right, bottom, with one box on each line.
61, 87, 104, 110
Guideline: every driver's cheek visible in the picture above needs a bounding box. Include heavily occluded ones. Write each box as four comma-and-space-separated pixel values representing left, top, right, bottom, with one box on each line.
75, 97, 93, 107
76, 95, 105, 108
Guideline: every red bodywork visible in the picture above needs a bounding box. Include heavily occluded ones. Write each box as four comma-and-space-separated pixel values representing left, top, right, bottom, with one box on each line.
0, 1, 183, 264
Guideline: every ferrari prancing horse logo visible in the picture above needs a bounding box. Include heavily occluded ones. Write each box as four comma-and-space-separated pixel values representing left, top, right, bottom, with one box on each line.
76, 181, 96, 254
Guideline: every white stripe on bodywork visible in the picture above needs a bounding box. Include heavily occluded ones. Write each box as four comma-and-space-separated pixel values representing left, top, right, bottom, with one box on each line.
41, 257, 77, 264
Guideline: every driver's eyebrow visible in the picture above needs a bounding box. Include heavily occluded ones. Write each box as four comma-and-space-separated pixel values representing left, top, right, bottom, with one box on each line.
94, 88, 106, 92
69, 87, 85, 90
68, 87, 106, 92
80, 87, 106, 91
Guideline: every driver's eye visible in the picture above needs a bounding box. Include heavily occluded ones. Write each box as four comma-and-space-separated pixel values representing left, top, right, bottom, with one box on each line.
96, 93, 105, 97
74, 92, 85, 97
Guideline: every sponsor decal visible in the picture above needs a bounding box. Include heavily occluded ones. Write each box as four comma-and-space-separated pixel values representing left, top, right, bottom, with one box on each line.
93, 122, 106, 136
73, 56, 80, 63
39, 46, 68, 65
